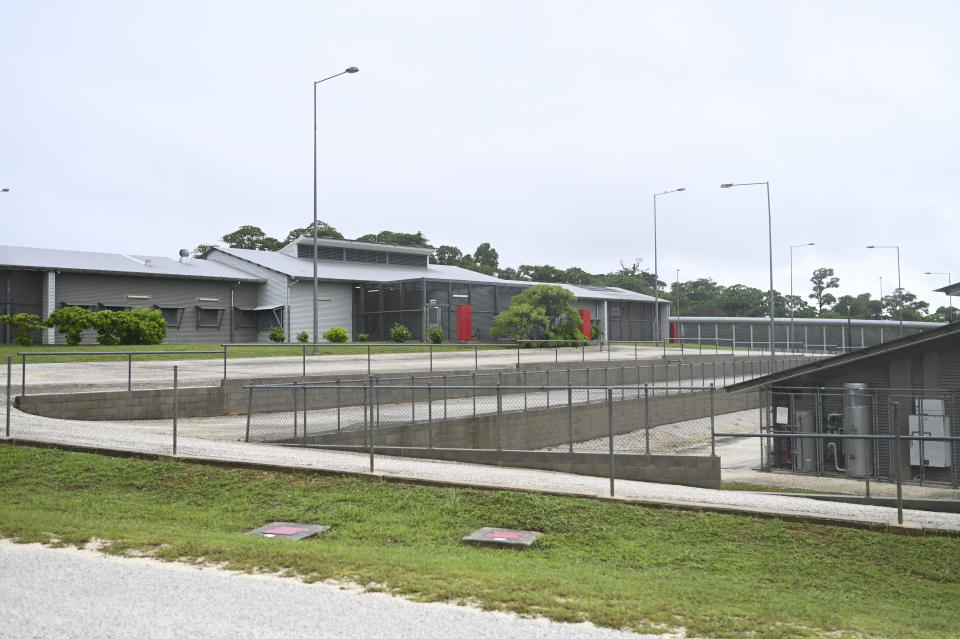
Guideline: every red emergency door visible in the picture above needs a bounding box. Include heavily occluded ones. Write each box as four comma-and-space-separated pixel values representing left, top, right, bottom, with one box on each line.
578, 309, 591, 339
456, 305, 473, 341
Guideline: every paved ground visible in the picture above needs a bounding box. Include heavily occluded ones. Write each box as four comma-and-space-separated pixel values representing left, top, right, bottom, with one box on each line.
0, 541, 665, 639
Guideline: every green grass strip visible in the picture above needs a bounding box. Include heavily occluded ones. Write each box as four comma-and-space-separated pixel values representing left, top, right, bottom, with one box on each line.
1, 445, 957, 638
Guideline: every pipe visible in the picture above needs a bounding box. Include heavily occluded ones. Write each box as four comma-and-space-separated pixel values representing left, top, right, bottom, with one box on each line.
826, 441, 846, 473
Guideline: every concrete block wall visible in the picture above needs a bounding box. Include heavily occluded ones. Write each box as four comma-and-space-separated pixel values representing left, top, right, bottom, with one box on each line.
291, 388, 760, 452
335, 447, 721, 489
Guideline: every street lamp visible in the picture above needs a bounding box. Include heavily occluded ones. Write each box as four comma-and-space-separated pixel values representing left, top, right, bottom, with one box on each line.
652, 188, 685, 342
312, 66, 359, 353
867, 245, 902, 336
721, 181, 776, 372
789, 242, 815, 351
924, 271, 953, 321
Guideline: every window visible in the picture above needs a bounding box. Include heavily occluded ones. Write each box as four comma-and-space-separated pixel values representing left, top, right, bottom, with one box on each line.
234, 309, 257, 329
196, 307, 224, 328
157, 307, 184, 329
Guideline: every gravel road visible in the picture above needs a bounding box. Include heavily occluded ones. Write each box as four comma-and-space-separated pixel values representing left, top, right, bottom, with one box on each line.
0, 541, 669, 639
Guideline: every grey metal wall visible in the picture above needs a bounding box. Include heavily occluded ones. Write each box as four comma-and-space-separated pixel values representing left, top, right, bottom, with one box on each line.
51, 272, 259, 344
0, 269, 44, 344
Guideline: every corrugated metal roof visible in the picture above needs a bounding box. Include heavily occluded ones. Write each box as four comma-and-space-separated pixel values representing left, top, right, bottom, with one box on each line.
212, 247, 660, 303
0, 245, 264, 282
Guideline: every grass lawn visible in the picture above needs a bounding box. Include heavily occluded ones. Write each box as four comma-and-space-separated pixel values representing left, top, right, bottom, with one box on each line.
1, 445, 957, 638
0, 342, 512, 364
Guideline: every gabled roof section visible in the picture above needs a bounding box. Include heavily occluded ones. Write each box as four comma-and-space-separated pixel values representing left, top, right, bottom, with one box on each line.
935, 281, 960, 296
0, 245, 264, 282
285, 236, 436, 256
726, 321, 960, 392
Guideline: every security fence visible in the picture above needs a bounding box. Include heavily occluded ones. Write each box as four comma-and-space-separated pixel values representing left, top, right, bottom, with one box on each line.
241, 373, 744, 457
714, 385, 960, 488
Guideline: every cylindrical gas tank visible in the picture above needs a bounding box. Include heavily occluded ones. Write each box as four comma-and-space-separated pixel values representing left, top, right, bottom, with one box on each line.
843, 383, 871, 477
796, 409, 817, 472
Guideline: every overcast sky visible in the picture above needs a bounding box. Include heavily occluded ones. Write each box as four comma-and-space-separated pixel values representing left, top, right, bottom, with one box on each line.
2, 1, 958, 309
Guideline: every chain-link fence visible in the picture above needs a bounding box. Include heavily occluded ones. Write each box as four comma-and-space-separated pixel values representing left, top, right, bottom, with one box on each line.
242, 375, 728, 458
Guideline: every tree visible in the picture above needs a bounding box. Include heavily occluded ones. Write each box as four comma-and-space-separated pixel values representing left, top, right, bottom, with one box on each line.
784, 295, 816, 318
433, 245, 463, 266
191, 243, 219, 257
283, 220, 343, 245
497, 267, 522, 280
561, 267, 593, 286
809, 267, 840, 315
472, 242, 499, 271
830, 293, 880, 320
882, 289, 929, 321
930, 306, 960, 322
356, 230, 431, 247
490, 284, 586, 345
45, 307, 94, 345
517, 264, 565, 282
715, 285, 768, 317
221, 225, 281, 251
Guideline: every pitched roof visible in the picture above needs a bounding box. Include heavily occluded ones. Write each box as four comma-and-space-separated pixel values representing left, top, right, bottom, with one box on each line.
0, 245, 263, 282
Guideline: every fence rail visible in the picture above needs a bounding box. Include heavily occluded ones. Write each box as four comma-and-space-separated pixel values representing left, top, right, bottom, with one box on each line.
12, 341, 819, 395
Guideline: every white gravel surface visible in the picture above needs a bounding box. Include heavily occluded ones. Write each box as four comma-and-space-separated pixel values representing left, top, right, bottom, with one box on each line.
0, 541, 671, 639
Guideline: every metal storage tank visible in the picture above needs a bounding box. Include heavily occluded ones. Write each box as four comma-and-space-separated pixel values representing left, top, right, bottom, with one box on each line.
795, 409, 818, 472
843, 383, 872, 477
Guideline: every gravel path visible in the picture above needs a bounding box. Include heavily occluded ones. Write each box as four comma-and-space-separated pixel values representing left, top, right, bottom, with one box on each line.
0, 541, 665, 639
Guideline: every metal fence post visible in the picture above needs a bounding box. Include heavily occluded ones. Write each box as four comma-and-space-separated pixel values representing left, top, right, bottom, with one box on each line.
336, 379, 342, 432
302, 344, 306, 377
292, 386, 298, 439
893, 401, 903, 524
244, 386, 253, 442
586, 368, 590, 403
302, 386, 308, 438
496, 384, 503, 451
523, 370, 528, 411
369, 377, 375, 472
430, 343, 434, 372
443, 374, 448, 420
223, 345, 227, 381
6, 356, 12, 438
582, 343, 585, 362
21, 353, 26, 396
363, 386, 368, 447
517, 344, 520, 368
172, 366, 178, 455
475, 344, 478, 370
608, 387, 615, 497
367, 345, 372, 376
411, 375, 416, 423
127, 353, 132, 392
710, 384, 716, 457
472, 372, 477, 418
644, 384, 650, 455
567, 384, 574, 453
427, 382, 433, 448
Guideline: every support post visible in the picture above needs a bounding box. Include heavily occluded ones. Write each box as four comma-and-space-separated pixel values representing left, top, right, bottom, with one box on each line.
172, 366, 178, 455
608, 388, 615, 497
893, 402, 903, 524
644, 384, 650, 455
223, 345, 227, 381
496, 384, 503, 451
568, 384, 574, 453
244, 386, 253, 442
428, 383, 433, 447
128, 353, 132, 392
710, 384, 716, 456
369, 378, 375, 472
6, 356, 11, 438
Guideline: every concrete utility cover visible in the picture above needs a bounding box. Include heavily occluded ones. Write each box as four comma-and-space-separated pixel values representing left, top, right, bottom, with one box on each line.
247, 522, 330, 541
462, 527, 541, 549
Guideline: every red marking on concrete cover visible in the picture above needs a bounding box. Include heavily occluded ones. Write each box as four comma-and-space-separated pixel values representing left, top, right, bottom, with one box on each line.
485, 530, 525, 540
263, 526, 308, 536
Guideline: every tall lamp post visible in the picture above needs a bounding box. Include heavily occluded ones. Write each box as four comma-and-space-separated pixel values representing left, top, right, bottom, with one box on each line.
924, 271, 953, 322
652, 188, 685, 342
721, 181, 776, 372
312, 67, 359, 353
867, 245, 902, 336
789, 242, 814, 351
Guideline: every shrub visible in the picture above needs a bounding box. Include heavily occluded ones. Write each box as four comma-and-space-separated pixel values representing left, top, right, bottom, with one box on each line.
390, 322, 411, 343
45, 306, 94, 346
356, 333, 369, 342
590, 324, 601, 340
269, 326, 285, 343
490, 284, 587, 347
427, 326, 443, 344
0, 313, 43, 346
296, 331, 310, 343
322, 326, 348, 343
90, 308, 167, 345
